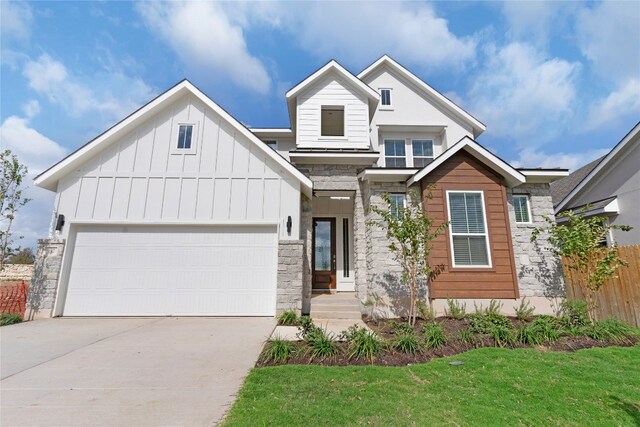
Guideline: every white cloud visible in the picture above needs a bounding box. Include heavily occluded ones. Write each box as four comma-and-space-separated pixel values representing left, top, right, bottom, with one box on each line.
21, 100, 40, 119
512, 147, 609, 171
23, 54, 156, 120
0, 116, 67, 249
279, 2, 477, 71
586, 79, 640, 130
136, 1, 271, 94
0, 1, 33, 40
576, 1, 640, 84
468, 42, 580, 143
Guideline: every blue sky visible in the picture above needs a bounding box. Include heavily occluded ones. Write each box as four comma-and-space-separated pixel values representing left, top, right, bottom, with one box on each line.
1, 1, 639, 249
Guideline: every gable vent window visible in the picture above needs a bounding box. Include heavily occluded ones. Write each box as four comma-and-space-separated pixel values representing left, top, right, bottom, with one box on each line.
177, 124, 193, 149
513, 195, 531, 223
448, 191, 491, 267
384, 139, 406, 167
321, 106, 345, 137
380, 89, 392, 106
412, 139, 434, 167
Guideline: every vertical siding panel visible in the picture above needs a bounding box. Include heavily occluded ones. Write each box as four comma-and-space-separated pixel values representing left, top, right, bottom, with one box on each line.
162, 178, 181, 219
100, 144, 119, 173
151, 106, 173, 172
232, 138, 250, 174
145, 178, 164, 219
263, 179, 280, 219
76, 177, 98, 218
212, 178, 231, 220
111, 178, 131, 219
195, 178, 214, 219
199, 111, 219, 174
93, 177, 115, 219
178, 178, 198, 219
216, 123, 235, 174
248, 146, 266, 175
246, 178, 263, 220
57, 177, 81, 219
117, 133, 137, 172
134, 120, 155, 173
229, 178, 247, 219
128, 178, 147, 219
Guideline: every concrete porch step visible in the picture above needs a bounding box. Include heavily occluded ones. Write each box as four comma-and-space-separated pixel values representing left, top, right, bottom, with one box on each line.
311, 303, 360, 312
310, 311, 362, 320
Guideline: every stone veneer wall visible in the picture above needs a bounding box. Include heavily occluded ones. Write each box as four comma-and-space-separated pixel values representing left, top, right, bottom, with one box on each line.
364, 182, 422, 316
507, 183, 565, 298
277, 240, 304, 313
26, 239, 65, 319
0, 264, 34, 283
295, 164, 368, 313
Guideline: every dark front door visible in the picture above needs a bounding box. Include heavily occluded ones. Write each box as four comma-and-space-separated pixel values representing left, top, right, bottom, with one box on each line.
312, 218, 336, 290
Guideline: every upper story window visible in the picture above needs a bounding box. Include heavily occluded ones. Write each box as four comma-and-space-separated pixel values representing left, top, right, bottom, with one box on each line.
264, 140, 278, 151
513, 195, 531, 223
177, 124, 193, 149
389, 194, 406, 219
384, 139, 406, 167
412, 139, 434, 167
380, 89, 392, 107
447, 191, 491, 267
321, 106, 344, 137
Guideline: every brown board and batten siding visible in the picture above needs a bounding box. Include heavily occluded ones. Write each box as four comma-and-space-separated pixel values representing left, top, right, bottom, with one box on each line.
420, 151, 519, 299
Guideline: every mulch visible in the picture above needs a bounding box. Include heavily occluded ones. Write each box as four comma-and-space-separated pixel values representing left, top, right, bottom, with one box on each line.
256, 316, 638, 367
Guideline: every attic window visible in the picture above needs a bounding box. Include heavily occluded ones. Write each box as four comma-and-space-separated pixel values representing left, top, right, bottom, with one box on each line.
321, 106, 344, 137
177, 125, 193, 149
380, 89, 392, 106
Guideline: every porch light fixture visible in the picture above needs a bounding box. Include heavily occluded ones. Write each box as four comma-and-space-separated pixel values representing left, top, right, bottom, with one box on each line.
286, 215, 292, 234
329, 196, 351, 200
55, 214, 65, 231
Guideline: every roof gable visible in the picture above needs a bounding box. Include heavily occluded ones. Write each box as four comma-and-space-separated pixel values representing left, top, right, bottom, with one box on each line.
34, 80, 313, 195
358, 55, 486, 138
407, 136, 525, 187
555, 121, 640, 212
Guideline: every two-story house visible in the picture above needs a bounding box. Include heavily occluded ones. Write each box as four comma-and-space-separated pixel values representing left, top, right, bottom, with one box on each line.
30, 56, 568, 319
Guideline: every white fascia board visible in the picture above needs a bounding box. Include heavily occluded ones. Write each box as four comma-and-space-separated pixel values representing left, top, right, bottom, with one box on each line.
358, 55, 486, 136
34, 80, 313, 196
358, 168, 420, 182
286, 60, 380, 101
556, 198, 619, 223
250, 128, 293, 134
555, 122, 640, 212
519, 169, 570, 183
289, 152, 379, 158
406, 137, 525, 187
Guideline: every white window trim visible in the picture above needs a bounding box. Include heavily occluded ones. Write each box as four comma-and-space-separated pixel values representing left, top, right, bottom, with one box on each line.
171, 122, 199, 155
319, 105, 347, 139
411, 139, 435, 167
379, 88, 393, 110
383, 138, 407, 167
513, 194, 532, 224
446, 190, 492, 268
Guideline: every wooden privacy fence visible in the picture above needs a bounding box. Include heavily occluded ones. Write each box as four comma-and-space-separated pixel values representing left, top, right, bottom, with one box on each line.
0, 281, 29, 317
562, 245, 640, 327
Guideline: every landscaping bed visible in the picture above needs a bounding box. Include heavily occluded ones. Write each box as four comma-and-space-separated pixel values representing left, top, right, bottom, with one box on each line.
259, 301, 639, 367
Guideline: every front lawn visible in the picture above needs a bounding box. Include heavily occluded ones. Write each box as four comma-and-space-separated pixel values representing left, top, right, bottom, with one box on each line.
223, 346, 640, 426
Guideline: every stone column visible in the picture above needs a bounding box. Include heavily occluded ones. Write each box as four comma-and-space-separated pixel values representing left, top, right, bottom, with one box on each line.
277, 240, 304, 314
26, 239, 65, 319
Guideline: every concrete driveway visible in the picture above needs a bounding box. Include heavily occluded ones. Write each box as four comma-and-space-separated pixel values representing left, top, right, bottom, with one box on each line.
1, 317, 275, 426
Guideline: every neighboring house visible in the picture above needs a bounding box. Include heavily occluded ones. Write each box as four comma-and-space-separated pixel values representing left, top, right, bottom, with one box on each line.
552, 122, 640, 246
31, 55, 568, 319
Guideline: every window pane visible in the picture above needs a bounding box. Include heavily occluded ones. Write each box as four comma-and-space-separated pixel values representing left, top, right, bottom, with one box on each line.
514, 196, 530, 223
386, 157, 406, 167
453, 236, 489, 266
412, 140, 433, 157
314, 221, 332, 271
177, 126, 186, 149
178, 125, 193, 149
184, 125, 193, 149
390, 194, 405, 219
413, 157, 433, 168
449, 193, 469, 233
381, 89, 391, 106
321, 107, 344, 136
342, 218, 349, 278
465, 193, 485, 233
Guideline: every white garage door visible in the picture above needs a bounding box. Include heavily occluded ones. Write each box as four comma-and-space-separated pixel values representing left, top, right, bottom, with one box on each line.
62, 225, 278, 316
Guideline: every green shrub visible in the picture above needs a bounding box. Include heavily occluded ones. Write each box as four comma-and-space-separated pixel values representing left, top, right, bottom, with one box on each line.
392, 331, 421, 354
277, 310, 299, 326
416, 300, 435, 321
423, 323, 446, 349
491, 324, 516, 347
0, 313, 22, 326
305, 327, 341, 359
344, 327, 383, 362
513, 298, 535, 321
388, 320, 414, 334
446, 299, 466, 319
467, 311, 511, 334
458, 329, 474, 345
559, 300, 591, 328
296, 316, 317, 340
485, 299, 503, 315
584, 319, 635, 343
517, 316, 560, 345
263, 337, 296, 363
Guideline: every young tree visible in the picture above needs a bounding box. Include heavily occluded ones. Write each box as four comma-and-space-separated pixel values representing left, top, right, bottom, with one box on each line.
369, 187, 448, 326
0, 150, 30, 271
531, 208, 631, 320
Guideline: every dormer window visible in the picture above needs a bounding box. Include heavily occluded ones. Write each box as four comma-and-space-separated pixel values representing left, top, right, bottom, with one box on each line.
380, 89, 392, 107
177, 124, 193, 149
321, 106, 344, 137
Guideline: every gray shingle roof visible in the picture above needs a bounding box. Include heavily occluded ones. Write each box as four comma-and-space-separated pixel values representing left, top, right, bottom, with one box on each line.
549, 156, 605, 207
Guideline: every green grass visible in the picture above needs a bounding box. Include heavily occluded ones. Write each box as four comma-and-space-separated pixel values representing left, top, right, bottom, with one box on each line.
223, 346, 640, 426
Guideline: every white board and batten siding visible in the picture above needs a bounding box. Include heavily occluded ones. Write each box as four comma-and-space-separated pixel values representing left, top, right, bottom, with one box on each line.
54, 93, 301, 240
297, 72, 370, 149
